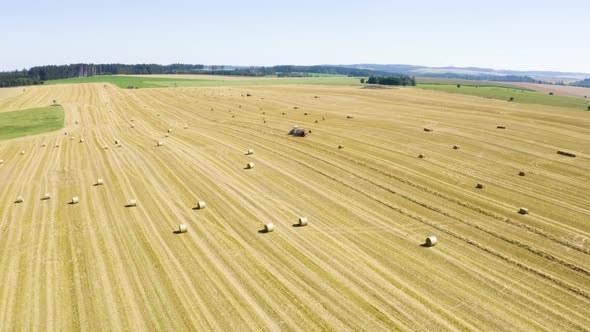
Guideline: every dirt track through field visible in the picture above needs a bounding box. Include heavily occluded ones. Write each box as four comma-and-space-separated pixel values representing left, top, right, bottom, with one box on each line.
0, 83, 589, 330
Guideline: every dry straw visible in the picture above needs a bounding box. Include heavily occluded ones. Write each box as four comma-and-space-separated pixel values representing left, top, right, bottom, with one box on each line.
425, 236, 438, 247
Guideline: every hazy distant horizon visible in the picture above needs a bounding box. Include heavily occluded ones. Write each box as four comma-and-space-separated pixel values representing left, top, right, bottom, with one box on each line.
2, 0, 588, 73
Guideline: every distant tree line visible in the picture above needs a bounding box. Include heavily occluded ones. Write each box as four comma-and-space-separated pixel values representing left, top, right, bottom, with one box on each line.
366, 76, 416, 86
0, 63, 206, 87
0, 63, 390, 88
571, 78, 590, 88
421, 73, 537, 83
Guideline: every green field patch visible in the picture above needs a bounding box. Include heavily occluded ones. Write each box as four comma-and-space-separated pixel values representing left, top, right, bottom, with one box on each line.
0, 105, 64, 140
417, 84, 590, 111
45, 75, 362, 89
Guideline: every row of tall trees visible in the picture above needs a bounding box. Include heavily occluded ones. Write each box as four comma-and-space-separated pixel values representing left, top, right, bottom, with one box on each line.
365, 76, 416, 86
0, 63, 207, 87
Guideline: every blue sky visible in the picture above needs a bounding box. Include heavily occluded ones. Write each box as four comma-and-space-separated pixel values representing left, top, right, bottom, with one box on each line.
1, 0, 589, 72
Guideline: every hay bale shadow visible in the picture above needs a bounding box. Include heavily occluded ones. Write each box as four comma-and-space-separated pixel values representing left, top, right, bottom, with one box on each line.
258, 229, 271, 234
125, 204, 136, 208
292, 223, 304, 228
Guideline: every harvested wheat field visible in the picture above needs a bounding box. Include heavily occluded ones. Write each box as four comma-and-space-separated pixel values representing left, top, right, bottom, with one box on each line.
0, 82, 589, 330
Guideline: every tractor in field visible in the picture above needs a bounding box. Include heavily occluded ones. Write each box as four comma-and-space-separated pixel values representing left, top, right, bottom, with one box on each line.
289, 125, 309, 137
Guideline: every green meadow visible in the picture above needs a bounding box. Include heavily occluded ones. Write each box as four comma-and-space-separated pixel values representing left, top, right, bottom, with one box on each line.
0, 105, 64, 140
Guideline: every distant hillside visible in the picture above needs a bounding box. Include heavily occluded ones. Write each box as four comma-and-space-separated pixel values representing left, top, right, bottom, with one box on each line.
336, 64, 590, 82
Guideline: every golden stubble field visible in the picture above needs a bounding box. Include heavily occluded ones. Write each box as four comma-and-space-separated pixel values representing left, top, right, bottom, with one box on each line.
0, 82, 589, 331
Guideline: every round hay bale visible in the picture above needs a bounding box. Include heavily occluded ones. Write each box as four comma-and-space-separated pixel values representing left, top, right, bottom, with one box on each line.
20, 150, 26, 155
425, 236, 437, 247
96, 178, 103, 185
115, 139, 120, 144
264, 223, 274, 233
184, 125, 188, 129
453, 145, 460, 149
128, 199, 137, 207
55, 144, 60, 148
476, 183, 485, 189
167, 128, 172, 133
247, 149, 254, 155
104, 145, 109, 150
15, 196, 24, 203
79, 138, 85, 143
418, 154, 425, 158
518, 171, 526, 176
0, 160, 3, 164
42, 193, 51, 200
246, 162, 255, 169
157, 141, 163, 146
64, 131, 68, 135
41, 143, 47, 147
518, 207, 529, 215
338, 145, 344, 149
70, 136, 75, 141
178, 224, 188, 233
298, 217, 308, 226
131, 124, 135, 128
118, 144, 123, 148
196, 201, 206, 209
71, 196, 79, 204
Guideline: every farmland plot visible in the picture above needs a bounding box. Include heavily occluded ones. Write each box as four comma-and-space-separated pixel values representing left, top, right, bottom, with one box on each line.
0, 83, 589, 330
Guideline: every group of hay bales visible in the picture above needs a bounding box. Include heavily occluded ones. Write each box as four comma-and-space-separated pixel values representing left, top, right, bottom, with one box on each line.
261, 216, 309, 233
414, 124, 569, 218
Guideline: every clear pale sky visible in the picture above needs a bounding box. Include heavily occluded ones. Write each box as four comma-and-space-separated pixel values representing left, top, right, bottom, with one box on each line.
2, 0, 589, 73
